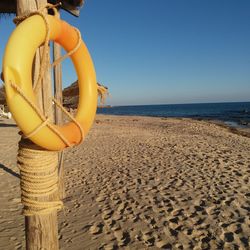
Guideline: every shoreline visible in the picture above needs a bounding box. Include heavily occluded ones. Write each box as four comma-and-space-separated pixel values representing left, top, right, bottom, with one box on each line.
97, 113, 250, 138
2, 112, 250, 140
1, 113, 250, 140
97, 101, 250, 133
204, 119, 250, 139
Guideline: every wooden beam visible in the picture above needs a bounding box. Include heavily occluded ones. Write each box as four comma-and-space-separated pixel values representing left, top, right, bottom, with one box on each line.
16, 1, 59, 249
53, 17, 65, 200
53, 37, 63, 126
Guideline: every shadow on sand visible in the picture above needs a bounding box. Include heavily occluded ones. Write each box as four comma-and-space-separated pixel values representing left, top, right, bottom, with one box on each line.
0, 123, 17, 128
0, 163, 20, 178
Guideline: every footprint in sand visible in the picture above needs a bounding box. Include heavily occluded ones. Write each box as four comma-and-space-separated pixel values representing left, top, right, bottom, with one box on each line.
101, 210, 113, 220
155, 239, 172, 249
220, 231, 235, 243
102, 242, 118, 250
111, 223, 121, 231
96, 195, 106, 203
112, 213, 122, 221
114, 230, 130, 246
89, 222, 103, 235
74, 203, 81, 209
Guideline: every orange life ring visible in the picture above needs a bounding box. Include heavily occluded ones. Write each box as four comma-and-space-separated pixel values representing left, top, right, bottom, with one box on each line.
3, 14, 97, 151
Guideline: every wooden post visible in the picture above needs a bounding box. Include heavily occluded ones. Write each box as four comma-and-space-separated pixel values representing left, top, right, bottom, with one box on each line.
17, 1, 60, 249
53, 25, 63, 125
53, 18, 65, 199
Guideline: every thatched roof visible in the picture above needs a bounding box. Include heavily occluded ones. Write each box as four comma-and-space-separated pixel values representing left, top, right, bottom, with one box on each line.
0, 2, 15, 13
0, 85, 6, 105
0, 0, 84, 16
63, 81, 109, 108
0, 81, 109, 109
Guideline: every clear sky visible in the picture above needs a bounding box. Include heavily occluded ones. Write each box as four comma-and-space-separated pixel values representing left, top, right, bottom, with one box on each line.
0, 0, 250, 106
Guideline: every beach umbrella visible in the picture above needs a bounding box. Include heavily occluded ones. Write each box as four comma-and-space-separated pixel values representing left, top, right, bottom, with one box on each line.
97, 82, 109, 105
62, 81, 109, 108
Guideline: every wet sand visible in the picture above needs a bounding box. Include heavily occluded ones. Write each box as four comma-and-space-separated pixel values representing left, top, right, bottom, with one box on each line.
0, 115, 250, 249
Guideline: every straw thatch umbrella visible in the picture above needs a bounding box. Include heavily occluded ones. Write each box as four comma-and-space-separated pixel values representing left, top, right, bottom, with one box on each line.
0, 0, 84, 16
63, 80, 109, 108
97, 82, 109, 105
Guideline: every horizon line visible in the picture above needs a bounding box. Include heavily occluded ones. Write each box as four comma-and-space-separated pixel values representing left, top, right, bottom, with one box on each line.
103, 100, 250, 108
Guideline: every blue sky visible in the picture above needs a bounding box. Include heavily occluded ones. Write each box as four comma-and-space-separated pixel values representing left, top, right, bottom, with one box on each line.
0, 0, 250, 105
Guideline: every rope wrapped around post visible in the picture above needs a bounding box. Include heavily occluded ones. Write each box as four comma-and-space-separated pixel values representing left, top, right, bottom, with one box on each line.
12, 3, 67, 216
18, 145, 63, 216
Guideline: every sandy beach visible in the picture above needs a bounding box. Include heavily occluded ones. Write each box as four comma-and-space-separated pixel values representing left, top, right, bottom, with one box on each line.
0, 115, 250, 249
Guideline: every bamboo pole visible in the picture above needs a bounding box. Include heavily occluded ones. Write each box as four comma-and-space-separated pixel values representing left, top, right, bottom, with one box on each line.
53, 16, 65, 200
17, 1, 60, 249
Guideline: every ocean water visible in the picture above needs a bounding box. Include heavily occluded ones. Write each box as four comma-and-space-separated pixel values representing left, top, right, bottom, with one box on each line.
97, 102, 250, 127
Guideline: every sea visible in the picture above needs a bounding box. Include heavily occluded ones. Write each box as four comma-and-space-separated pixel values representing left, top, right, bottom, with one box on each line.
97, 102, 250, 128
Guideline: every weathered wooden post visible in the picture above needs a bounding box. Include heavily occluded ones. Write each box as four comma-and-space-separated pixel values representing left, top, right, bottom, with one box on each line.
53, 19, 65, 200
17, 0, 60, 249
3, 1, 94, 249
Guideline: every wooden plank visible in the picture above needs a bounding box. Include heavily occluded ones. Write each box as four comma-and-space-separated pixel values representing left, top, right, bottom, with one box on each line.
17, 1, 59, 249
53, 37, 63, 125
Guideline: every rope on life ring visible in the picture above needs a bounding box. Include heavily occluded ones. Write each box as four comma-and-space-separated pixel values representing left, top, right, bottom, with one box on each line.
3, 4, 98, 151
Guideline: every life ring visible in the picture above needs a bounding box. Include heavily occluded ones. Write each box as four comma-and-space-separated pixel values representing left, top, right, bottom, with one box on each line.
3, 14, 97, 151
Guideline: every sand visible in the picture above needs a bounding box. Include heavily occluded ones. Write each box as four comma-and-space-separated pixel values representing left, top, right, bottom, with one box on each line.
0, 115, 250, 249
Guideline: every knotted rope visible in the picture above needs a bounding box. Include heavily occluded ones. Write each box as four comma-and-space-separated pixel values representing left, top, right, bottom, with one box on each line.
10, 81, 84, 147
